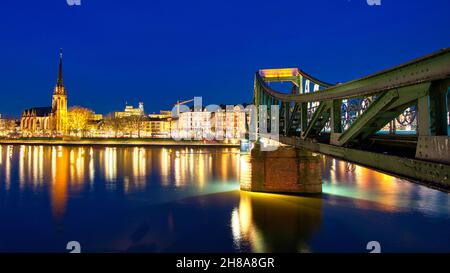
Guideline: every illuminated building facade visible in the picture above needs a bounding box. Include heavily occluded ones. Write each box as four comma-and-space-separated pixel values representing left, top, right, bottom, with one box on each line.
175, 105, 246, 141
176, 110, 211, 139
140, 111, 173, 137
148, 110, 172, 119
114, 102, 144, 118
20, 49, 68, 136
84, 112, 105, 137
212, 106, 246, 141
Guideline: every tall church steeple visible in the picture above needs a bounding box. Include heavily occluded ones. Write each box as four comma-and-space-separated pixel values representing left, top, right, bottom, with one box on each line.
54, 48, 66, 95
52, 48, 68, 133
57, 48, 63, 87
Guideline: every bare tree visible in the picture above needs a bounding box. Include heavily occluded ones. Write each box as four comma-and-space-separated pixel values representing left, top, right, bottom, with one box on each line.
103, 113, 125, 138
125, 115, 145, 138
68, 106, 93, 137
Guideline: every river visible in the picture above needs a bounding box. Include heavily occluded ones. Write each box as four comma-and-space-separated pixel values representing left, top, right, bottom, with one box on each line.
0, 145, 448, 252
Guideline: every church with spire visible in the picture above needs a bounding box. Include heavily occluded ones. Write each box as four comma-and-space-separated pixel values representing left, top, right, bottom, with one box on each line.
20, 49, 68, 136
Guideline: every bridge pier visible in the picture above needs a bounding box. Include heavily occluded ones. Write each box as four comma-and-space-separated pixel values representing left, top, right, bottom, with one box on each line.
240, 144, 322, 194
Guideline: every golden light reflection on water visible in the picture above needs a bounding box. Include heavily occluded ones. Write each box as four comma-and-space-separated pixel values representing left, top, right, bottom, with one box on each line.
0, 145, 240, 221
320, 156, 447, 213
4, 145, 12, 191
1, 142, 447, 248
1, 145, 449, 252
160, 148, 170, 186
239, 155, 252, 189
104, 147, 117, 184
231, 191, 323, 252
52, 146, 68, 220
231, 192, 263, 252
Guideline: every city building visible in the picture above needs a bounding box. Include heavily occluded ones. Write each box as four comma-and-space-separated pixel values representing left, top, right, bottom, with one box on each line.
89, 112, 103, 122
175, 109, 211, 139
145, 110, 173, 137
148, 110, 172, 119
174, 105, 246, 141
142, 117, 172, 138
114, 102, 144, 118
213, 106, 246, 141
20, 49, 68, 136
84, 111, 104, 137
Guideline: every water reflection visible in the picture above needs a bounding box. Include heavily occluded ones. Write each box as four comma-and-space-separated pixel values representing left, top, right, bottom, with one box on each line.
321, 157, 450, 217
0, 145, 240, 222
0, 144, 449, 252
239, 150, 449, 218
52, 146, 68, 220
231, 191, 322, 252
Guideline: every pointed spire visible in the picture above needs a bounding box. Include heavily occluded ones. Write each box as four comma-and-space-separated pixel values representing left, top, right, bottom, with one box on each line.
57, 48, 63, 87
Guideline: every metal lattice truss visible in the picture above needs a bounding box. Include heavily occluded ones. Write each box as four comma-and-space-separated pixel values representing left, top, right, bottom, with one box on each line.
254, 48, 450, 147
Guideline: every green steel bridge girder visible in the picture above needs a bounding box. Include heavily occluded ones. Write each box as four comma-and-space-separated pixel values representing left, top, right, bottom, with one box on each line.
302, 101, 332, 139
255, 48, 450, 103
336, 83, 430, 146
286, 103, 299, 133
252, 48, 450, 187
256, 89, 449, 142
418, 79, 450, 136
253, 48, 450, 147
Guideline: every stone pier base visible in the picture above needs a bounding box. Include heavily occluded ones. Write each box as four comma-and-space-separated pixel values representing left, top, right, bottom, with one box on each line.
240, 144, 322, 194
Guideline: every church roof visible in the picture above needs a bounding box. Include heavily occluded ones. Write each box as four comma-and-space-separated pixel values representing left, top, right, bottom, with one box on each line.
23, 107, 53, 117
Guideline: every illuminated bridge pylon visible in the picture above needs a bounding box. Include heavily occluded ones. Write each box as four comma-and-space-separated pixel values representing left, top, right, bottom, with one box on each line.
253, 48, 450, 189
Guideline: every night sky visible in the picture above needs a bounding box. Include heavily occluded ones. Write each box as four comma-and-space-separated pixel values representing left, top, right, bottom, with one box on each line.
0, 0, 449, 117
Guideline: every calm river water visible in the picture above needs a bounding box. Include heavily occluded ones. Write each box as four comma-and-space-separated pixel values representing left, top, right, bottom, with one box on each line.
0, 145, 449, 252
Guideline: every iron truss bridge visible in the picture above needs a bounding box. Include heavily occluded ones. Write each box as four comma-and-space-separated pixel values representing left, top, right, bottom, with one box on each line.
254, 48, 450, 190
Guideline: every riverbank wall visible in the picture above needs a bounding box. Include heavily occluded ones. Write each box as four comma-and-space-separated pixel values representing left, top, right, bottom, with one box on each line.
0, 138, 240, 147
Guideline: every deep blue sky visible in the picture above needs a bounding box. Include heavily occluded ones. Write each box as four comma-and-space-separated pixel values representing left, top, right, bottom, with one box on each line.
0, 0, 449, 117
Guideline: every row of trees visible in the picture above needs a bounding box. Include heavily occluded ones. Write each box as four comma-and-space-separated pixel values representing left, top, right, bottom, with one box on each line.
0, 118, 18, 137
67, 106, 147, 137
102, 113, 146, 138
